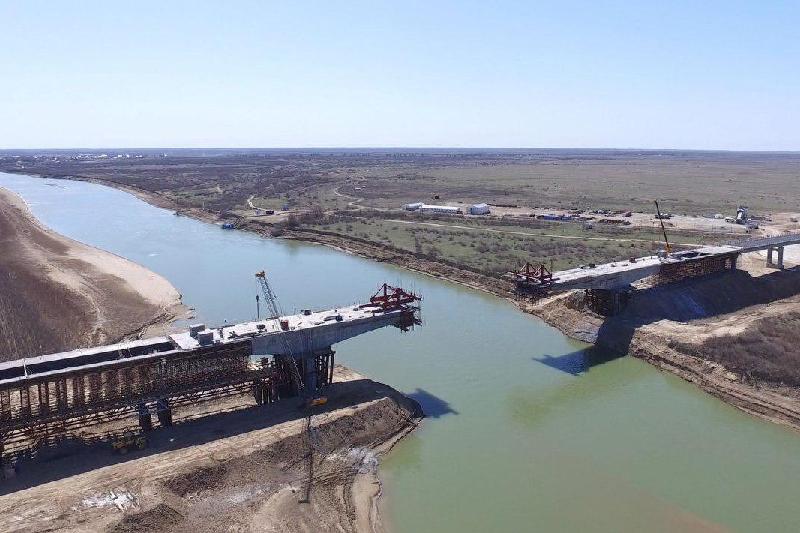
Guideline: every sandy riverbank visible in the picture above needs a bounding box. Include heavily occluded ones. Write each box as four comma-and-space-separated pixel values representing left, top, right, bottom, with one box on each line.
0, 186, 185, 361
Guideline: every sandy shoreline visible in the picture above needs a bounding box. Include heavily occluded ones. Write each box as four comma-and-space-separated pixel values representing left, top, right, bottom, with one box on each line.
0, 186, 185, 360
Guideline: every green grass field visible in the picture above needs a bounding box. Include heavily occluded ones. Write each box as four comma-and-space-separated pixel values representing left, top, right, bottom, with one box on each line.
307, 213, 720, 274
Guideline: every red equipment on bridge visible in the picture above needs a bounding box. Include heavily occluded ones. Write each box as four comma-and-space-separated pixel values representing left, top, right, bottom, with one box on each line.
508, 262, 554, 293
369, 283, 421, 311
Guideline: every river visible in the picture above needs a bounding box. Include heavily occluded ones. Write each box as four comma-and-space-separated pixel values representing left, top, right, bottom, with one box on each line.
2, 171, 799, 532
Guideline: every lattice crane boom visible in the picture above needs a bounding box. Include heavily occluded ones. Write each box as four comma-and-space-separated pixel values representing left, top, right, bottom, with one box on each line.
255, 270, 283, 319
254, 270, 306, 398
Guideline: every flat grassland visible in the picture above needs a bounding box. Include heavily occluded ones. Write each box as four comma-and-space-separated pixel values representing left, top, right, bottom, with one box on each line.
4, 149, 800, 215
3, 149, 798, 275
305, 211, 717, 273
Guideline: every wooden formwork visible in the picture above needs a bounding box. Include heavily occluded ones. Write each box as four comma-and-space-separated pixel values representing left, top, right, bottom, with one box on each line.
0, 343, 341, 463
656, 252, 739, 285
584, 289, 630, 316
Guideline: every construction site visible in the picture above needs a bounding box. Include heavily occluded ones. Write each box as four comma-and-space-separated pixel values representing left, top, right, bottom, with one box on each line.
506, 202, 800, 316
0, 278, 422, 473
3, 171, 800, 532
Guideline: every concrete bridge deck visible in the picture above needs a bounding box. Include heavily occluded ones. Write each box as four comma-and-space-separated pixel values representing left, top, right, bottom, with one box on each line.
0, 286, 422, 455
511, 233, 800, 293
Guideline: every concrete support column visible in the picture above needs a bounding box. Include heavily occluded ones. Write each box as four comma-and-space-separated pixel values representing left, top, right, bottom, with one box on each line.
137, 402, 153, 432
303, 354, 318, 394
156, 398, 172, 427
766, 246, 785, 269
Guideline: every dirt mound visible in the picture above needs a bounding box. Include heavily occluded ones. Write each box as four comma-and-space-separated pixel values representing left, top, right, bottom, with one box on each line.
110, 393, 420, 533
110, 504, 184, 533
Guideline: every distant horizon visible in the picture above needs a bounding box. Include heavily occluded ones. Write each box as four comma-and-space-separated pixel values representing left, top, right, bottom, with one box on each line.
2, 146, 800, 155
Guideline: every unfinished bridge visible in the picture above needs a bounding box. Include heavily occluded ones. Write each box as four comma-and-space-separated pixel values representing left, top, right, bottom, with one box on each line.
509, 233, 800, 314
0, 284, 421, 465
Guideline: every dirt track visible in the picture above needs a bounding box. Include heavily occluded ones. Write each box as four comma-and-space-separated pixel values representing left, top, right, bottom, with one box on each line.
0, 187, 184, 361
0, 367, 421, 533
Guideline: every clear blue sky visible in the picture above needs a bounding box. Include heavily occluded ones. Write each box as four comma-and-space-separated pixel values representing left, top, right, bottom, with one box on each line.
1, 1, 798, 150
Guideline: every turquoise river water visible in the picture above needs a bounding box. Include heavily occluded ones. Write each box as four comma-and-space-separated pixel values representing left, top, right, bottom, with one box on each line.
2, 172, 800, 532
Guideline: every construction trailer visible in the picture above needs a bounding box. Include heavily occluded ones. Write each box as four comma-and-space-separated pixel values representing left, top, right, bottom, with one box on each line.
418, 204, 462, 215
469, 203, 490, 215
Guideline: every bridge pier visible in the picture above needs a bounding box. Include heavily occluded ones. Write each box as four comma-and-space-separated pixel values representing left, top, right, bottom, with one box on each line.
585, 288, 630, 316
767, 245, 785, 269
299, 348, 335, 394
156, 398, 172, 427
302, 354, 318, 394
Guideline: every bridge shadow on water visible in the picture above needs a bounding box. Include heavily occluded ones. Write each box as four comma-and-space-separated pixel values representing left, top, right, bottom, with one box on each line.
534, 347, 625, 376
405, 388, 458, 418
0, 377, 399, 496
539, 265, 800, 376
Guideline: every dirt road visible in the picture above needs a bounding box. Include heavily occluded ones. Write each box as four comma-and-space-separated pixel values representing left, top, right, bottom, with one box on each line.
0, 187, 184, 361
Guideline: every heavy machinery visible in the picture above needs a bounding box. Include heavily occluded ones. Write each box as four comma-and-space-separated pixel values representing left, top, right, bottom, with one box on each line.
254, 270, 327, 504
111, 431, 147, 455
254, 271, 322, 407
506, 262, 554, 293
736, 206, 749, 225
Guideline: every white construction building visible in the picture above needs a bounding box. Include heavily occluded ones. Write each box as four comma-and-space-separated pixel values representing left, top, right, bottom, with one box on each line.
469, 203, 490, 215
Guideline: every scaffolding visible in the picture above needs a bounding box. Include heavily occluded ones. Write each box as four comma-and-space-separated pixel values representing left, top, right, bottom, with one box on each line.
0, 341, 339, 464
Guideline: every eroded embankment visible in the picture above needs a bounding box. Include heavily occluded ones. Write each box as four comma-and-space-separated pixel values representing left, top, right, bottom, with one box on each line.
525, 258, 800, 430
0, 367, 422, 533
